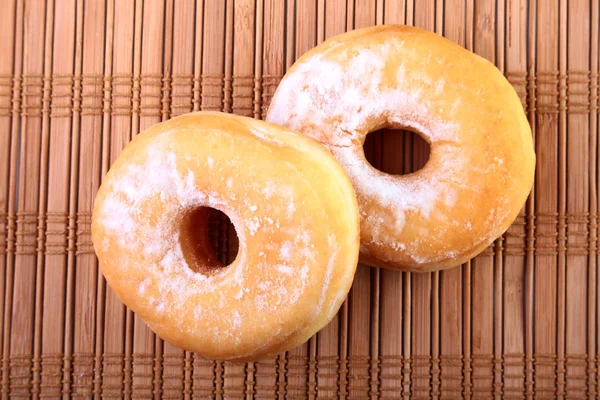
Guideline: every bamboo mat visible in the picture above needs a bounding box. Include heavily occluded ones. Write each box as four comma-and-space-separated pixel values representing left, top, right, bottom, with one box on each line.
0, 0, 598, 398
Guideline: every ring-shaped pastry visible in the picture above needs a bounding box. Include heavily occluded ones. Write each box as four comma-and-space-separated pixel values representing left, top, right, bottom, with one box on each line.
92, 112, 360, 360
267, 25, 535, 272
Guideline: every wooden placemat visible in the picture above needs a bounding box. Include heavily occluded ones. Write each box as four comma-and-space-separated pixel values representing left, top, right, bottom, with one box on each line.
0, 0, 598, 398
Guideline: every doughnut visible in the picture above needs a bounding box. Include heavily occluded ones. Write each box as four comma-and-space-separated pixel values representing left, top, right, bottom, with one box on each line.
91, 112, 360, 361
267, 25, 535, 272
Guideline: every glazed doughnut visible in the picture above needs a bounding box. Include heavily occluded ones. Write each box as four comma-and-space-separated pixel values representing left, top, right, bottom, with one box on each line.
267, 25, 535, 272
92, 112, 359, 361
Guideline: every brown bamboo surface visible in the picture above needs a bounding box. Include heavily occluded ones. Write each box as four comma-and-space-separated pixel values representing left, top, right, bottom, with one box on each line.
0, 0, 598, 398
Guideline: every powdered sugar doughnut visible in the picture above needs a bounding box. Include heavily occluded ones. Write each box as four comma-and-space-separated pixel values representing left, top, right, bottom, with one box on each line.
92, 112, 359, 361
267, 25, 535, 272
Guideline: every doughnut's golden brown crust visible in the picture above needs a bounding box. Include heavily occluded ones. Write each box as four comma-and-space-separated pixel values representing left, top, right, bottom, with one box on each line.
267, 25, 535, 272
92, 112, 360, 361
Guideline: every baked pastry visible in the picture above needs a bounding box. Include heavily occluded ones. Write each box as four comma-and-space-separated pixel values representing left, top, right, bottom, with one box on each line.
267, 25, 535, 272
92, 112, 360, 361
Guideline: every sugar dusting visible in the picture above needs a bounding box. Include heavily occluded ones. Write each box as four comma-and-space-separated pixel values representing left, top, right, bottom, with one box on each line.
333, 144, 462, 264
267, 41, 460, 146
248, 124, 289, 146
279, 241, 292, 261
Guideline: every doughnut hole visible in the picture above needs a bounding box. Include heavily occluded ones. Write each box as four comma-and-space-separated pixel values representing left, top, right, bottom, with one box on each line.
364, 127, 430, 175
179, 206, 239, 273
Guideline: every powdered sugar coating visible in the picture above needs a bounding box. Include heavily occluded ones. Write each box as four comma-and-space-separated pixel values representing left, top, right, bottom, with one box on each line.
268, 42, 460, 147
